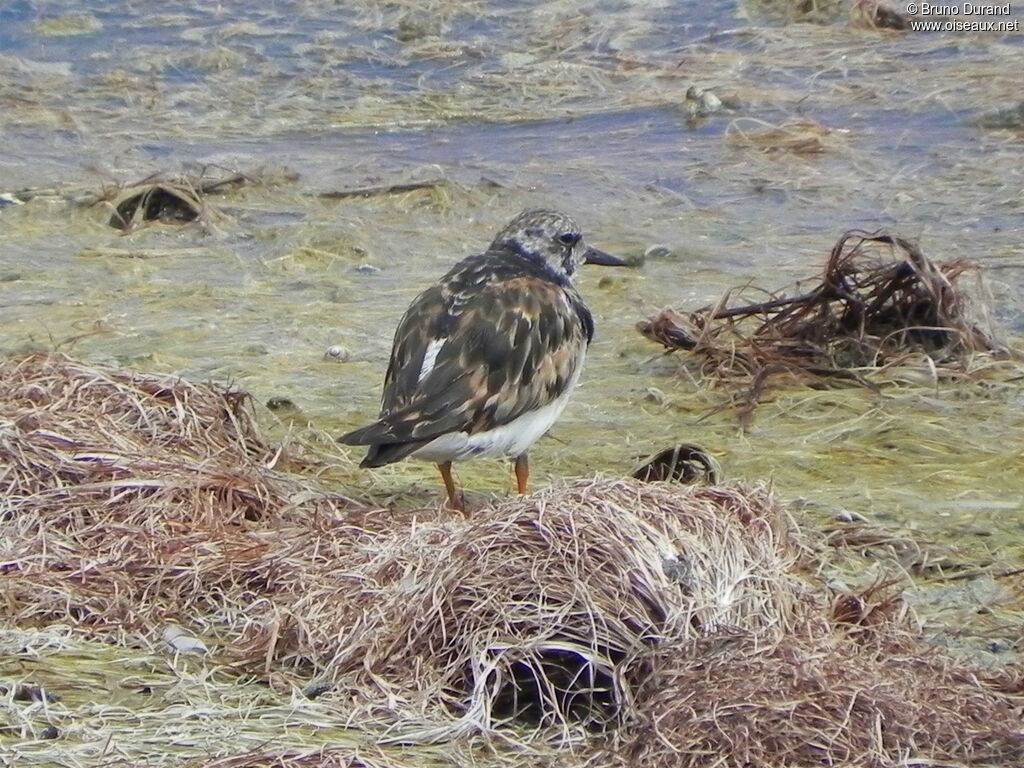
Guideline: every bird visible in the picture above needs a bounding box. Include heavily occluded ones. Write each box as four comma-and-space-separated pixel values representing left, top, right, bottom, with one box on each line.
338, 209, 625, 511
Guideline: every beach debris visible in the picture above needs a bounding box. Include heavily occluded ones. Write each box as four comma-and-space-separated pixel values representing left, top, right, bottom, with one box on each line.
850, 0, 911, 30
1, 683, 61, 703
0, 192, 25, 209
638, 231, 1001, 407
108, 178, 206, 229
90, 167, 293, 231
162, 624, 209, 655
726, 117, 834, 155
324, 345, 351, 362
317, 179, 447, 200
976, 100, 1024, 131
265, 396, 299, 412
632, 444, 720, 485
301, 680, 333, 700
643, 245, 675, 261
77, 246, 208, 260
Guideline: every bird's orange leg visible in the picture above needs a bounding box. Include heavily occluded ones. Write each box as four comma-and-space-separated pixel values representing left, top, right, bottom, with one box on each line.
437, 461, 465, 513
514, 454, 529, 495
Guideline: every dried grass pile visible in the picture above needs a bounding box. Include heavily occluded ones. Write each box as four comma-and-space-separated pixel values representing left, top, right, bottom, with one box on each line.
323, 481, 801, 743
639, 231, 1004, 405
2, 353, 1022, 765
619, 622, 1024, 768
0, 352, 351, 643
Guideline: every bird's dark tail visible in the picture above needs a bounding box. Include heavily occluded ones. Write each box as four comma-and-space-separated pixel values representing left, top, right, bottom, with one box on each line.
359, 441, 426, 468
339, 424, 428, 468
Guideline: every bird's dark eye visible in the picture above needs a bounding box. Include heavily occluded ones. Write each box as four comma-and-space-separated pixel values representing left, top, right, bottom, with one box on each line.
558, 232, 580, 246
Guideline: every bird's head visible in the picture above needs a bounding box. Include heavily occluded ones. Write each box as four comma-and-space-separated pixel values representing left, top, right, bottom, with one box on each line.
491, 209, 625, 282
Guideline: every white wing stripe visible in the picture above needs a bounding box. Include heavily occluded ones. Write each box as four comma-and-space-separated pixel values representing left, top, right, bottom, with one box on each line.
418, 338, 445, 383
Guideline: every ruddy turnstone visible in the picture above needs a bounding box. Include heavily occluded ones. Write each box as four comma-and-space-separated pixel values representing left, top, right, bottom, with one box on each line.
339, 209, 625, 511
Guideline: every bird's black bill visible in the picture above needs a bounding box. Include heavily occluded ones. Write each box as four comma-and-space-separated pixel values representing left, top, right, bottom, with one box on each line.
583, 247, 628, 267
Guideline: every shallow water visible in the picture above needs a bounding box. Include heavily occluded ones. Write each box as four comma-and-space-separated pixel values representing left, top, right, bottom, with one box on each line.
2, 2, 1023, 755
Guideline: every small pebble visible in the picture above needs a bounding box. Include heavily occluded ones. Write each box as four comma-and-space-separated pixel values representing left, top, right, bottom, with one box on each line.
834, 509, 869, 523
266, 396, 297, 411
662, 555, 697, 593
644, 387, 669, 406
40, 725, 60, 740
162, 623, 209, 655
6, 684, 60, 703
684, 85, 722, 117
354, 263, 381, 274
302, 680, 333, 699
986, 639, 1010, 653
324, 345, 351, 362
644, 245, 674, 260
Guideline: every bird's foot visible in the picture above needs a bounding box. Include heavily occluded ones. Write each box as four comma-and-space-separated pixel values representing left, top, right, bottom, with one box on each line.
444, 490, 468, 515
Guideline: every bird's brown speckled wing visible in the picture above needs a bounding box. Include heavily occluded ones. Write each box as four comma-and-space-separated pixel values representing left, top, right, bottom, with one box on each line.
339, 254, 592, 465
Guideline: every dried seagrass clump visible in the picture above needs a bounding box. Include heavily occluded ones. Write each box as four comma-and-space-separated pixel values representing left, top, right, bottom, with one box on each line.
88, 167, 293, 231
615, 615, 1024, 768
0, 352, 353, 637
639, 231, 1002, 398
323, 480, 800, 741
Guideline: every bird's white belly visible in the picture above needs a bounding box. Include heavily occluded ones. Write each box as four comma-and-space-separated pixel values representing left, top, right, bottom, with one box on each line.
410, 372, 581, 463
